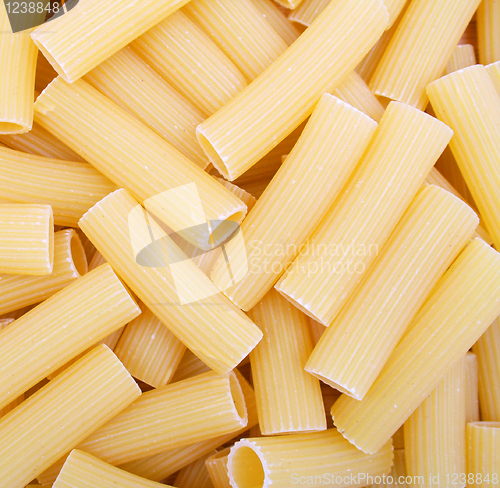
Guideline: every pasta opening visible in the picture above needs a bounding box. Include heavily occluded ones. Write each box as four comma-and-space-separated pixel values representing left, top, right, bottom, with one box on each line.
229, 372, 248, 424
231, 446, 266, 488
210, 212, 245, 248
69, 231, 88, 276
196, 130, 231, 180
469, 422, 500, 429
306, 369, 361, 400
33, 43, 70, 83
0, 122, 29, 134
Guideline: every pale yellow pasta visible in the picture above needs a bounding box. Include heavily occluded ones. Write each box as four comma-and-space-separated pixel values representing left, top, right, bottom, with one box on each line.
404, 357, 466, 488
171, 349, 211, 383
306, 185, 477, 399
0, 318, 14, 331
0, 263, 140, 410
0, 146, 117, 227
0, 229, 87, 316
427, 65, 500, 250
276, 103, 452, 327
114, 303, 186, 388
88, 250, 106, 272
211, 94, 377, 310
83, 47, 208, 169
227, 430, 393, 488
0, 393, 23, 420
472, 317, 500, 421
196, 0, 388, 180
35, 78, 247, 250
332, 238, 500, 454
368, 450, 408, 488
486, 59, 500, 96
0, 345, 141, 488
288, 0, 330, 26
79, 189, 262, 374
131, 11, 247, 117
370, 0, 480, 110
206, 449, 231, 488
174, 452, 215, 488
477, 0, 500, 64
248, 289, 325, 434
465, 352, 480, 423
466, 422, 500, 486
0, 203, 53, 275
445, 44, 477, 75
31, 0, 192, 82
216, 179, 257, 212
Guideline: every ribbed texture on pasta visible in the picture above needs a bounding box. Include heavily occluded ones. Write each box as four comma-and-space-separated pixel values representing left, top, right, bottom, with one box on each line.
465, 352, 480, 423
0, 122, 83, 161
0, 203, 53, 275
0, 146, 116, 227
174, 452, 215, 488
0, 6, 37, 134
131, 11, 247, 117
273, 0, 304, 9
171, 349, 211, 383
0, 264, 140, 411
0, 318, 14, 331
446, 44, 477, 74
404, 357, 466, 488
31, 0, 192, 82
75, 371, 247, 466
114, 304, 185, 388
0, 229, 87, 315
83, 47, 207, 169
228, 430, 393, 488
477, 0, 500, 64
197, 0, 388, 180
472, 317, 500, 421
0, 345, 141, 488
332, 238, 500, 454
248, 289, 326, 434
211, 95, 377, 310
288, 0, 330, 26
79, 189, 262, 374
276, 102, 452, 327
206, 449, 231, 488
54, 450, 171, 488
466, 422, 500, 486
486, 60, 500, 96
34, 78, 246, 250
369, 449, 408, 488
0, 393, 23, 420
427, 65, 500, 250
216, 179, 257, 211
370, 0, 480, 110
306, 185, 478, 399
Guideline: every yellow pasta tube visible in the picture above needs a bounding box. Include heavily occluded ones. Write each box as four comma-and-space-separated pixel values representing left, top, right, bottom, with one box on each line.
446, 44, 477, 75
79, 189, 262, 373
83, 47, 208, 169
404, 357, 466, 488
248, 289, 326, 434
88, 250, 106, 272
211, 94, 377, 310
0, 318, 13, 331
75, 371, 247, 466
0, 229, 87, 316
276, 102, 452, 327
197, 0, 388, 180
486, 59, 500, 95
288, 0, 330, 27
306, 185, 478, 398
370, 0, 480, 110
0, 393, 23, 420
114, 303, 186, 388
0, 263, 140, 410
0, 4, 37, 134
427, 65, 500, 250
466, 422, 500, 486
184, 0, 288, 82
368, 449, 408, 488
0, 146, 116, 227
228, 430, 393, 488
31, 0, 192, 82
174, 452, 215, 488
206, 449, 231, 488
131, 11, 247, 117
472, 317, 500, 421
477, 0, 500, 64
171, 349, 211, 383
332, 238, 500, 454
0, 203, 53, 275
35, 79, 247, 250
465, 352, 480, 423
0, 345, 141, 488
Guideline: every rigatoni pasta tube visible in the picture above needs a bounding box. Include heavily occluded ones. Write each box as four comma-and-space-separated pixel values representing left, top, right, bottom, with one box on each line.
0, 229, 87, 316
486, 60, 500, 96
75, 371, 247, 466
206, 449, 231, 488
466, 422, 500, 486
0, 203, 53, 275
465, 352, 480, 423
174, 452, 214, 488
210, 94, 377, 310
248, 289, 325, 435
0, 345, 141, 488
369, 450, 408, 488
0, 263, 140, 410
0, 145, 117, 227
332, 238, 500, 454
171, 349, 211, 383
83, 47, 208, 169
227, 430, 393, 488
288, 0, 331, 27
446, 44, 477, 75
35, 78, 246, 250
370, 0, 480, 110
477, 0, 500, 64
404, 357, 466, 488
30, 0, 192, 82
196, 0, 388, 180
427, 65, 500, 250
79, 189, 262, 374
305, 185, 478, 399
276, 102, 452, 327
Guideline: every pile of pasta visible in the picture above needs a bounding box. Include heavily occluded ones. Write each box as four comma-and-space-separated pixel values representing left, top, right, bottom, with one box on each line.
2, 0, 500, 486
